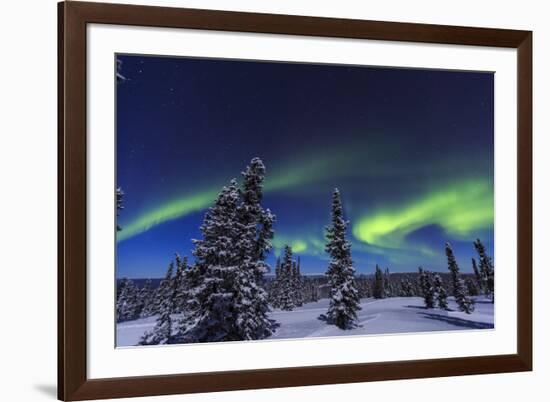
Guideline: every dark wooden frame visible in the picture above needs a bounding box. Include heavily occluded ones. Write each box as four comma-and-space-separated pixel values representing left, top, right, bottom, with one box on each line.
58, 1, 532, 400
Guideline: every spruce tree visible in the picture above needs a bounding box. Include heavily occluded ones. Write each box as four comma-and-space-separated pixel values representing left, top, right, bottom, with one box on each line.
399, 279, 407, 297
292, 259, 304, 307
474, 238, 494, 302
234, 157, 276, 339
278, 245, 296, 311
125, 279, 140, 320
116, 187, 124, 232
383, 268, 391, 298
408, 277, 416, 297
466, 278, 479, 296
116, 278, 139, 322
307, 278, 320, 302
175, 181, 243, 342
373, 265, 385, 299
233, 260, 266, 340
138, 279, 155, 318
472, 258, 483, 290
433, 274, 448, 310
172, 254, 189, 314
418, 268, 435, 308
297, 258, 304, 303
116, 277, 127, 302
139, 262, 178, 344
324, 189, 361, 329
303, 276, 320, 303
152, 262, 174, 315
356, 276, 370, 298
400, 278, 414, 297
269, 257, 282, 308
445, 242, 475, 314
175, 159, 276, 342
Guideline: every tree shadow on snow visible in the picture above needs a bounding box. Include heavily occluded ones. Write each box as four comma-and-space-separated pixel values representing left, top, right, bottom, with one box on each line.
269, 319, 281, 332
317, 314, 330, 324
405, 305, 452, 312
474, 299, 494, 305
317, 314, 362, 330
418, 312, 494, 330
405, 305, 430, 310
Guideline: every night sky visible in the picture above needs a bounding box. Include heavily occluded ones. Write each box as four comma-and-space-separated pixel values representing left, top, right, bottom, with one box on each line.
116, 54, 494, 279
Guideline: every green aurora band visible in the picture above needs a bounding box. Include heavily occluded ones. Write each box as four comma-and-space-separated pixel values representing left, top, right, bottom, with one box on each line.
117, 151, 356, 242
117, 148, 493, 251
116, 190, 220, 242
352, 178, 494, 249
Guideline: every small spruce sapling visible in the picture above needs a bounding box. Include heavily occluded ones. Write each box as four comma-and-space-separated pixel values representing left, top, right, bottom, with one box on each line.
433, 274, 448, 310
139, 261, 178, 345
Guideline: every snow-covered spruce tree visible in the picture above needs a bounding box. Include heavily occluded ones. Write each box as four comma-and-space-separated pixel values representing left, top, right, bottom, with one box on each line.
445, 242, 475, 314
474, 238, 494, 303
291, 261, 298, 305
151, 262, 174, 315
233, 157, 276, 339
359, 276, 372, 298
305, 277, 320, 302
373, 265, 385, 299
124, 281, 139, 319
407, 276, 416, 296
139, 261, 179, 344
365, 279, 372, 298
433, 274, 448, 310
299, 259, 306, 304
324, 189, 361, 329
399, 279, 408, 296
292, 259, 304, 307
472, 258, 483, 291
176, 158, 276, 343
175, 181, 242, 343
172, 254, 189, 314
269, 257, 282, 308
418, 267, 435, 308
116, 187, 124, 232
383, 268, 391, 298
138, 279, 155, 318
466, 278, 479, 296
298, 258, 305, 302
139, 290, 176, 345
116, 278, 138, 322
400, 278, 415, 297
232, 259, 266, 340
278, 245, 297, 311
116, 276, 128, 301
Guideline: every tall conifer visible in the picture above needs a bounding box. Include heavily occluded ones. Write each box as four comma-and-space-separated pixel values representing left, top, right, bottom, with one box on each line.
445, 242, 475, 314
324, 189, 361, 329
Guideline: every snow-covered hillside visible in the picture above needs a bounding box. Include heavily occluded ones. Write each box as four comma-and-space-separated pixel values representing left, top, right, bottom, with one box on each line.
116, 296, 493, 347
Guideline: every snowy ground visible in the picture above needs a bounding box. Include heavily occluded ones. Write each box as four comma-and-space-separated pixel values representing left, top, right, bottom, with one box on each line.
116, 296, 494, 347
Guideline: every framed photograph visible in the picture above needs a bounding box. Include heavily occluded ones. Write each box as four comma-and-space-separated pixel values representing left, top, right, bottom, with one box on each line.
58, 1, 532, 400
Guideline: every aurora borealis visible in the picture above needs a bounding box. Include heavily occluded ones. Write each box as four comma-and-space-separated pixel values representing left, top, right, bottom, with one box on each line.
116, 55, 494, 278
